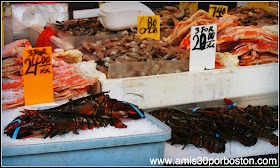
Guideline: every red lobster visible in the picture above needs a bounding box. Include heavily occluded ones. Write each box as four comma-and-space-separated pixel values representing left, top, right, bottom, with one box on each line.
4, 92, 144, 139
149, 108, 226, 153
191, 98, 278, 146
21, 92, 145, 119
4, 111, 127, 139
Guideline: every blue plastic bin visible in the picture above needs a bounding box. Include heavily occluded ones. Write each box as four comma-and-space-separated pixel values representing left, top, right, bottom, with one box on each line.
2, 113, 171, 166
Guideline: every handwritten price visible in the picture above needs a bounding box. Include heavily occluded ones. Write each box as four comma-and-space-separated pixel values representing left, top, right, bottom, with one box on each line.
209, 5, 228, 18
139, 17, 158, 34
24, 48, 52, 75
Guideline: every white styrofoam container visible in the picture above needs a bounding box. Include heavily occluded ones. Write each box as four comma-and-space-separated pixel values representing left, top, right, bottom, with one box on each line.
101, 63, 278, 109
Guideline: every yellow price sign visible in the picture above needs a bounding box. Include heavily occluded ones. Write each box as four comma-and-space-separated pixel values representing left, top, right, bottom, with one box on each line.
248, 2, 269, 11
137, 15, 160, 40
179, 2, 198, 11
22, 46, 54, 105
209, 4, 228, 18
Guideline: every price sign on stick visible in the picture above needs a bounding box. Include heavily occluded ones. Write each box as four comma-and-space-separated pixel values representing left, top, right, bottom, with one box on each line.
209, 4, 228, 18
137, 15, 160, 40
189, 24, 217, 72
22, 46, 54, 105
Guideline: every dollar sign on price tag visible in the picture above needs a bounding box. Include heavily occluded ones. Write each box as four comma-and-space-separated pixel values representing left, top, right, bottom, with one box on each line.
137, 15, 160, 40
22, 46, 54, 105
189, 24, 217, 72
209, 4, 228, 18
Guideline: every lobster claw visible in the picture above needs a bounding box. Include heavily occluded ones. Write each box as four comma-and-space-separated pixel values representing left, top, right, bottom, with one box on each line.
4, 113, 31, 132
108, 101, 145, 119
224, 98, 237, 108
4, 119, 22, 132
187, 107, 219, 115
4, 124, 43, 139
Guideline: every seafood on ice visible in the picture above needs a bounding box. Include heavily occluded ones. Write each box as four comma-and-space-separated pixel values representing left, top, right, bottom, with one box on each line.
4, 92, 145, 139
149, 98, 278, 153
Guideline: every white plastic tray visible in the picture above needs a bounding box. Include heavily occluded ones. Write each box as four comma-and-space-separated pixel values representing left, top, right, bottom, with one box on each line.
101, 63, 278, 109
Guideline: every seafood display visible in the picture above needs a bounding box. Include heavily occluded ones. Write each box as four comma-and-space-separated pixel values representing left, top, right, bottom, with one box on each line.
2, 40, 103, 110
165, 9, 278, 67
149, 98, 278, 153
4, 92, 145, 139
79, 34, 189, 77
228, 7, 278, 26
166, 10, 217, 49
153, 4, 196, 32
53, 17, 135, 37
52, 49, 83, 64
216, 26, 278, 66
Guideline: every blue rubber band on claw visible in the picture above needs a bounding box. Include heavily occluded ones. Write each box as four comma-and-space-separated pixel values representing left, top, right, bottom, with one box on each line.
192, 107, 201, 112
123, 101, 144, 118
232, 103, 237, 107
226, 105, 232, 108
12, 127, 21, 139
8, 119, 21, 126
130, 104, 144, 118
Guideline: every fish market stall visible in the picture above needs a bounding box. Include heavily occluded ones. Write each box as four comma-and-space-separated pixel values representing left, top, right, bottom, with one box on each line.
2, 1, 279, 166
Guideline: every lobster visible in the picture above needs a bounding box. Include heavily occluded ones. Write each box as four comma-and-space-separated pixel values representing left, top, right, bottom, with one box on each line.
198, 112, 258, 147
21, 92, 145, 120
191, 98, 278, 146
149, 108, 226, 153
244, 105, 278, 130
170, 125, 226, 153
4, 110, 127, 139
4, 92, 144, 139
225, 98, 278, 130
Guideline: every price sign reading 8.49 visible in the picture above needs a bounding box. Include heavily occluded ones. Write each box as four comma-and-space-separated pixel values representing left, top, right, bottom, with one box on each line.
137, 15, 160, 40
22, 46, 54, 105
209, 4, 228, 18
189, 24, 217, 72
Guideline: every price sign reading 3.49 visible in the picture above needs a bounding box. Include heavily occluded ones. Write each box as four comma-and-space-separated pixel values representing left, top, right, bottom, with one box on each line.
22, 46, 54, 105
137, 15, 160, 40
209, 4, 228, 18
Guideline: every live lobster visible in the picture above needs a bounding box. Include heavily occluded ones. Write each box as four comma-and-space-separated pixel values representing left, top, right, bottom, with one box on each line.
149, 108, 226, 153
190, 98, 278, 146
4, 92, 145, 139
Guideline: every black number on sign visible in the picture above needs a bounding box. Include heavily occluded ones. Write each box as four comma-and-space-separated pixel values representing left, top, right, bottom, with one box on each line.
24, 48, 51, 75
192, 33, 207, 50
210, 6, 226, 18
139, 17, 157, 34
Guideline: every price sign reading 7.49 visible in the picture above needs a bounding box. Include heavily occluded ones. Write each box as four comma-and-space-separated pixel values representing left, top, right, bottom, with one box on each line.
22, 46, 54, 105
137, 15, 160, 40
209, 4, 228, 18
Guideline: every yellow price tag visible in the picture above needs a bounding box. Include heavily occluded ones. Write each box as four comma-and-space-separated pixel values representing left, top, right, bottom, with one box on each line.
248, 2, 269, 11
179, 2, 198, 11
22, 46, 54, 105
209, 4, 228, 18
137, 15, 160, 40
